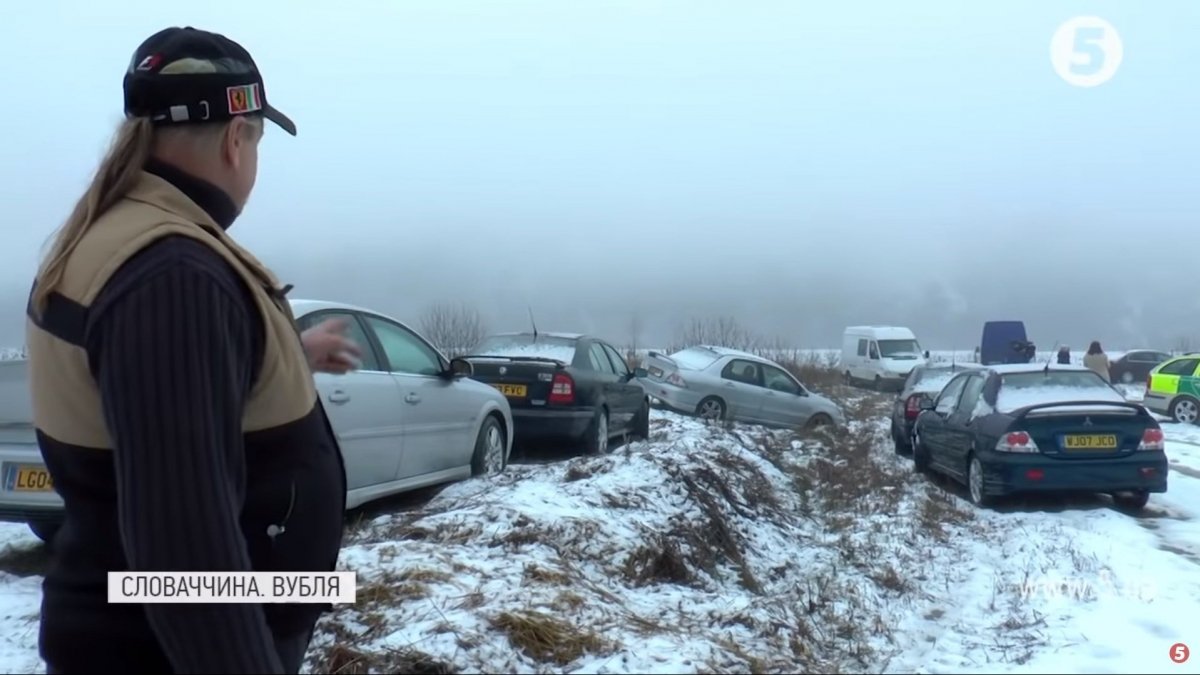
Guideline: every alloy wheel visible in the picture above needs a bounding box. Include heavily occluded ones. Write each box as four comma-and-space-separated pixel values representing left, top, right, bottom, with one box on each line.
969, 457, 985, 505
1176, 399, 1199, 424
484, 423, 505, 474
596, 413, 609, 454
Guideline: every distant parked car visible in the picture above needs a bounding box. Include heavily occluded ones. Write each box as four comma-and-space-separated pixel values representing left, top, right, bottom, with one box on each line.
890, 362, 982, 455
640, 345, 845, 430
1108, 349, 1171, 385
0, 299, 514, 543
462, 332, 650, 454
912, 363, 1166, 510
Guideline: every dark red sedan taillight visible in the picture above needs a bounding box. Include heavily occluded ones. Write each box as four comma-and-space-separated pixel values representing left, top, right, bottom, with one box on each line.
905, 394, 922, 419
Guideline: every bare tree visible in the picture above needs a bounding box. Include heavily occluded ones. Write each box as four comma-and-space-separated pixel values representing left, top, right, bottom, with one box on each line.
419, 303, 488, 357
628, 311, 643, 357
671, 316, 760, 352
1175, 335, 1194, 355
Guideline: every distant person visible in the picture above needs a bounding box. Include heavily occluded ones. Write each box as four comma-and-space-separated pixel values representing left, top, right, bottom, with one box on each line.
973, 346, 980, 363
24, 27, 360, 674
1084, 341, 1111, 382
1057, 346, 1071, 365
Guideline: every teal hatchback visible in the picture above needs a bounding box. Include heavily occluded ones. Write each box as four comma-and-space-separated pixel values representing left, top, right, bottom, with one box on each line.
912, 363, 1167, 511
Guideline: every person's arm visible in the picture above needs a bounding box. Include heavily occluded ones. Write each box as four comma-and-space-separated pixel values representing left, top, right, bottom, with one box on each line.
90, 251, 284, 674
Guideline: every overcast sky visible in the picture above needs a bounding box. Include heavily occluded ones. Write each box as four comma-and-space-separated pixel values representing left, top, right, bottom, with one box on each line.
2, 0, 1199, 352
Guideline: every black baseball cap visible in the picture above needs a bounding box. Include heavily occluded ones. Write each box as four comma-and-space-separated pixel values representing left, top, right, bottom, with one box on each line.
123, 27, 296, 136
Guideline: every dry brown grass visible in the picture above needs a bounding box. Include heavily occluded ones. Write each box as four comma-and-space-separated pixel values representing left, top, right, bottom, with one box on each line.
919, 485, 976, 540
623, 535, 694, 586
490, 609, 613, 665
314, 643, 458, 675
522, 562, 572, 585
315, 374, 999, 674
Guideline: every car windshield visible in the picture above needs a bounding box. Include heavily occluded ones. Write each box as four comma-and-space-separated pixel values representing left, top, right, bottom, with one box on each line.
879, 339, 922, 359
471, 335, 578, 363
669, 347, 722, 371
1000, 370, 1112, 390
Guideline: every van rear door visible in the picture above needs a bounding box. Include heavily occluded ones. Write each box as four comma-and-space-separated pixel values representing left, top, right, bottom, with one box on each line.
981, 321, 1027, 365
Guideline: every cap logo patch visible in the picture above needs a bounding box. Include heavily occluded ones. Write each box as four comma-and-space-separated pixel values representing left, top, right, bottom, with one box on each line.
136, 54, 162, 71
227, 83, 262, 115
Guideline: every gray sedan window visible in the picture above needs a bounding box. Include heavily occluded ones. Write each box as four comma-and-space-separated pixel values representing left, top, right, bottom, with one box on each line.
722, 359, 763, 386
589, 343, 615, 374
296, 311, 381, 371
763, 365, 801, 395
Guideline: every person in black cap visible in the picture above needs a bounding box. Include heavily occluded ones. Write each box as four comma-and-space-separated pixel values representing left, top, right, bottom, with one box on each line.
25, 27, 358, 674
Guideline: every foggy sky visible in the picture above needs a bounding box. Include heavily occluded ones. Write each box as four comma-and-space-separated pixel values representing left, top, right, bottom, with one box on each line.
3, 0, 1199, 353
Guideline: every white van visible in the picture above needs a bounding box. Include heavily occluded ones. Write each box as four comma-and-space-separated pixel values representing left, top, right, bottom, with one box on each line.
841, 326, 927, 390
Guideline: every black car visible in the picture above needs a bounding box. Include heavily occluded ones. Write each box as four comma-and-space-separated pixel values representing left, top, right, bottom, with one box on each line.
912, 364, 1167, 510
463, 332, 650, 454
1108, 349, 1171, 385
890, 363, 981, 455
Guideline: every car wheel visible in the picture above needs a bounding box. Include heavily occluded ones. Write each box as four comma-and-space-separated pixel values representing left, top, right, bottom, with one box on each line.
1112, 490, 1150, 511
806, 413, 832, 431
633, 399, 651, 439
696, 396, 726, 422
1169, 396, 1200, 424
470, 415, 507, 476
28, 518, 61, 546
1120, 371, 1134, 384
584, 408, 610, 455
893, 426, 912, 456
912, 430, 930, 473
967, 453, 995, 508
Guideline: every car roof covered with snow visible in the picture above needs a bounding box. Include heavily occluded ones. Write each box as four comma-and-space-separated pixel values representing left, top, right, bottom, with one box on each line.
974, 364, 1132, 415
905, 363, 983, 394
676, 345, 785, 367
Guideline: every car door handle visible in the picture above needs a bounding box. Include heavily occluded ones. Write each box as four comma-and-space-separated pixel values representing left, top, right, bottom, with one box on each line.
405, 393, 421, 405
724, 382, 736, 388
327, 390, 350, 404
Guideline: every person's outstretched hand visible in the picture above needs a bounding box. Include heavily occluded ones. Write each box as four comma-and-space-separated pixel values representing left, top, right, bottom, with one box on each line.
301, 316, 363, 374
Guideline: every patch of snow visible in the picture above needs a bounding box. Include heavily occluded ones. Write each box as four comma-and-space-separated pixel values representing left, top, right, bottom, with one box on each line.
0, 524, 44, 675
308, 408, 994, 673
666, 348, 721, 371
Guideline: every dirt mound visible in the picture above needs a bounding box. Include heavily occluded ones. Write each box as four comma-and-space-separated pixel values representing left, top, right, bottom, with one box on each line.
309, 397, 977, 674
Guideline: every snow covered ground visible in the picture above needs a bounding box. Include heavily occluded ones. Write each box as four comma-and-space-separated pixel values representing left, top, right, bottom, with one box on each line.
0, 384, 1197, 673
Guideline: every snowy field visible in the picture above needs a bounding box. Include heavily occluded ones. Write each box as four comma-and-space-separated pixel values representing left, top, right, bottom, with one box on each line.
0, 384, 1197, 673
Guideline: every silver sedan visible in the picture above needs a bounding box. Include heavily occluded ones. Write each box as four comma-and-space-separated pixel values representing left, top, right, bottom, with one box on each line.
639, 345, 845, 429
0, 298, 513, 542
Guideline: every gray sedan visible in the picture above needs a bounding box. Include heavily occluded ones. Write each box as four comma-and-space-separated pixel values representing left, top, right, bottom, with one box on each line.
0, 298, 513, 542
639, 345, 845, 429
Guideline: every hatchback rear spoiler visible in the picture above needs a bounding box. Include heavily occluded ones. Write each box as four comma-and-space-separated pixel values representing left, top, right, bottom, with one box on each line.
1012, 400, 1148, 420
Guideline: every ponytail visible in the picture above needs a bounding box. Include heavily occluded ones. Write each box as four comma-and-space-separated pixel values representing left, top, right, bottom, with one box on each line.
31, 117, 155, 315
